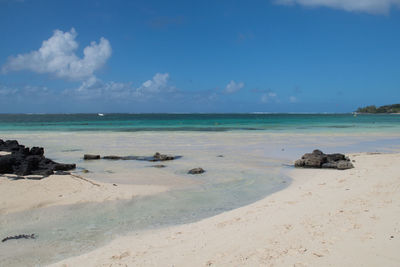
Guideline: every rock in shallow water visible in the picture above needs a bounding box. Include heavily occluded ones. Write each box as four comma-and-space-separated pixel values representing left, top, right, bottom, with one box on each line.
151, 152, 175, 161
83, 152, 179, 162
188, 167, 205, 174
0, 139, 76, 178
295, 149, 354, 170
83, 154, 101, 160
151, 164, 166, 168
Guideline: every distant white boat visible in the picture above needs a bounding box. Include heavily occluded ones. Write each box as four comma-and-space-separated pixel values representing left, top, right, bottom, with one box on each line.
98, 113, 104, 117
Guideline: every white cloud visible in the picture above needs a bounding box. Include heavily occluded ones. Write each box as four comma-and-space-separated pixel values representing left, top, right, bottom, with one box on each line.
136, 73, 175, 96
225, 80, 244, 93
2, 28, 112, 81
0, 84, 50, 98
67, 73, 175, 100
261, 92, 277, 103
289, 96, 298, 103
275, 0, 400, 14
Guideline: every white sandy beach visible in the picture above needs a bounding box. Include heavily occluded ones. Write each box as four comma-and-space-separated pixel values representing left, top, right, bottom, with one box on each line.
0, 174, 168, 215
51, 152, 400, 267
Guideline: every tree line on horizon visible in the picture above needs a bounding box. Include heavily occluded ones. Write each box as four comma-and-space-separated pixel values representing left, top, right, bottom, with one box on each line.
356, 104, 400, 114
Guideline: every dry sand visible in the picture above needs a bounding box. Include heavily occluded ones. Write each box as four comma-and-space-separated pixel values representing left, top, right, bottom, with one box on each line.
52, 152, 400, 267
0, 174, 168, 215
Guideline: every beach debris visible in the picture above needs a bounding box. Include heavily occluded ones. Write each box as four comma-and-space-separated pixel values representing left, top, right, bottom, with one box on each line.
217, 155, 224, 157
313, 252, 324, 257
70, 174, 100, 187
294, 150, 354, 170
0, 139, 76, 178
83, 154, 101, 160
188, 167, 205, 174
82, 169, 90, 173
2, 234, 36, 243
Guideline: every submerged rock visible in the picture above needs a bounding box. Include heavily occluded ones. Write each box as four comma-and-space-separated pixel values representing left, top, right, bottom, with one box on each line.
151, 164, 166, 168
188, 167, 205, 174
83, 154, 100, 160
87, 153, 180, 162
0, 139, 76, 178
103, 155, 139, 160
295, 150, 354, 170
102, 155, 124, 160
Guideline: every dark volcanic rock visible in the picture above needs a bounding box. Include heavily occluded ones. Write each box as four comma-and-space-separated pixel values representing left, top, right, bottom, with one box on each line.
295, 150, 353, 170
151, 152, 175, 161
0, 139, 76, 178
53, 163, 76, 171
103, 155, 123, 160
337, 160, 354, 170
0, 155, 15, 173
96, 153, 180, 162
103, 155, 139, 160
83, 154, 100, 160
321, 162, 338, 169
188, 167, 205, 174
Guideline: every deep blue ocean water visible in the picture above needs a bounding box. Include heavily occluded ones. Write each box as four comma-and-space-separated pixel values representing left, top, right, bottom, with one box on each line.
0, 113, 399, 132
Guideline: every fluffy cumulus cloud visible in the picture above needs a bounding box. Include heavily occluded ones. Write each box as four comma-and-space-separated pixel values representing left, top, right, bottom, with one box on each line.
275, 0, 400, 14
1, 28, 181, 107
136, 73, 175, 96
225, 80, 244, 93
68, 73, 175, 100
2, 28, 111, 81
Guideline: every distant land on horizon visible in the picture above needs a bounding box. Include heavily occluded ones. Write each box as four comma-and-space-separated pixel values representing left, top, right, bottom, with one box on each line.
356, 104, 400, 114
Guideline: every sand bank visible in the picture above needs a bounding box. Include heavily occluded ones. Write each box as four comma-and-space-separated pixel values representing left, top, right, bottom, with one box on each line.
53, 153, 400, 267
0, 174, 168, 215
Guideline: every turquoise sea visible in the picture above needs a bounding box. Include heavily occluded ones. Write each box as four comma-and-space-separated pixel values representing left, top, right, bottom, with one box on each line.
0, 113, 399, 132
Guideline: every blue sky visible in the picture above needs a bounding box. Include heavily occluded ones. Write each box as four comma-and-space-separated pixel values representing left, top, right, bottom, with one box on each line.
0, 0, 399, 113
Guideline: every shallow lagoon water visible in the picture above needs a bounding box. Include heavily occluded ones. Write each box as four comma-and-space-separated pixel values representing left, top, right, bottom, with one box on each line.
0, 116, 400, 265
0, 140, 288, 266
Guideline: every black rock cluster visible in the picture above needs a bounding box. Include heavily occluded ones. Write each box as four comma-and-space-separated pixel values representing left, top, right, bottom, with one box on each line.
0, 139, 76, 177
294, 149, 354, 170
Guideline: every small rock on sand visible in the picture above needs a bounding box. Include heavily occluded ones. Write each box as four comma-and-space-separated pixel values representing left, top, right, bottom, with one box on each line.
188, 168, 205, 174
